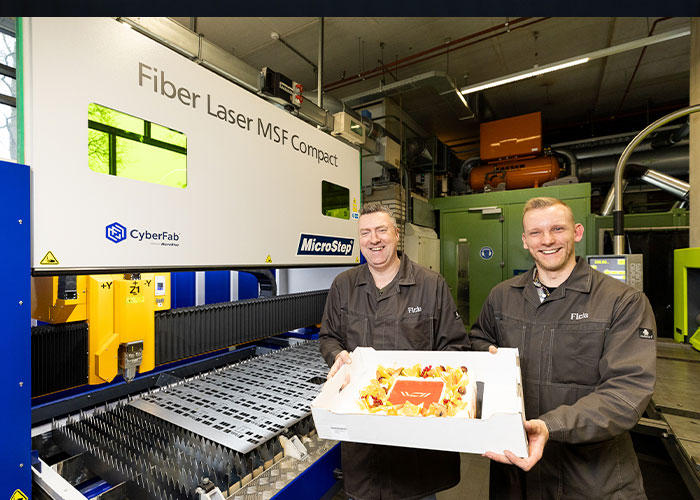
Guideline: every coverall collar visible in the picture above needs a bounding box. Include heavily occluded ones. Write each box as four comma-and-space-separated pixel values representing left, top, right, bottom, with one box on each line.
511, 257, 593, 307
353, 255, 417, 296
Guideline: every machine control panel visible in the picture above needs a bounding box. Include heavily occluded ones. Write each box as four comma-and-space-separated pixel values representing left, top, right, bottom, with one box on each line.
587, 254, 643, 291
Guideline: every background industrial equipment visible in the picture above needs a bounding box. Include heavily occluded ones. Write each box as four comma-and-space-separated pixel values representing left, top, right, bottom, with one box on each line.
467, 112, 562, 192
431, 183, 590, 327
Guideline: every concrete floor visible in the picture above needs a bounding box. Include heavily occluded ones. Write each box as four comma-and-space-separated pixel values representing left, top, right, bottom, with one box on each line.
437, 454, 490, 500
330, 443, 695, 500
330, 453, 490, 500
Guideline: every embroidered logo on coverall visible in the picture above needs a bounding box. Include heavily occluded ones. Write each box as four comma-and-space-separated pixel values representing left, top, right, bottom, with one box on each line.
639, 328, 654, 339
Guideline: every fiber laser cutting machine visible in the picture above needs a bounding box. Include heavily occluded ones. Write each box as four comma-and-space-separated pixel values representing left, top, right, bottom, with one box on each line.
7, 17, 365, 499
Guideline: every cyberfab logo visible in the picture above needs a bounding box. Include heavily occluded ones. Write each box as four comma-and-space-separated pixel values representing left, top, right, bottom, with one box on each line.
105, 222, 181, 247
106, 222, 127, 243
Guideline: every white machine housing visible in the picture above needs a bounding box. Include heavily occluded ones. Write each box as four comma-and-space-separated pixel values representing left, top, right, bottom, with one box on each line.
404, 223, 440, 272
23, 18, 361, 272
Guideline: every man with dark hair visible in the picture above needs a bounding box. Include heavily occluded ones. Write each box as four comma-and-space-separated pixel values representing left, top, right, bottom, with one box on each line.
472, 196, 656, 499
320, 202, 470, 500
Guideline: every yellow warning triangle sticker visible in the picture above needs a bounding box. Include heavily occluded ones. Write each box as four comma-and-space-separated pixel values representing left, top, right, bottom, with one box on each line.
40, 251, 59, 265
355, 257, 360, 263
11, 490, 28, 500
265, 255, 272, 263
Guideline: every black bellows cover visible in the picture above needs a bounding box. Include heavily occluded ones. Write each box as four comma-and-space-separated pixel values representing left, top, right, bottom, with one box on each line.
155, 290, 329, 364
31, 321, 89, 397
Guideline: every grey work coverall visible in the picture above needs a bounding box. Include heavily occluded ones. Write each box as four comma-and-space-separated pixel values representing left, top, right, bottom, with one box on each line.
320, 256, 470, 500
471, 257, 656, 499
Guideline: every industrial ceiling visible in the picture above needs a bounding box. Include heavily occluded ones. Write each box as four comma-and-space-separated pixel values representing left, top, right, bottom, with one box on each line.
170, 17, 692, 160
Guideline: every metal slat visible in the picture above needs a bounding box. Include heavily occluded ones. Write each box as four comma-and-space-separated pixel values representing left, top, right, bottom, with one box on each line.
133, 341, 327, 454
52, 341, 327, 498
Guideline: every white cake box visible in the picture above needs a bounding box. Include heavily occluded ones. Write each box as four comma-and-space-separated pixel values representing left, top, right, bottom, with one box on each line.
311, 347, 528, 457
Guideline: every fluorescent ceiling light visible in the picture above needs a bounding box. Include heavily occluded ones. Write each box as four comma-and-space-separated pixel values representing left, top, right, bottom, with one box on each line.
462, 58, 589, 95
460, 26, 690, 96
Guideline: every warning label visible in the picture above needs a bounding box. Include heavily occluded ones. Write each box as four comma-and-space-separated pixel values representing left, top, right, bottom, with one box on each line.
40, 251, 59, 265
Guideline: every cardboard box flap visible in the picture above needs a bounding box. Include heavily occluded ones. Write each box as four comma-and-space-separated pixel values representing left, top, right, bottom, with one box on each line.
311, 347, 528, 457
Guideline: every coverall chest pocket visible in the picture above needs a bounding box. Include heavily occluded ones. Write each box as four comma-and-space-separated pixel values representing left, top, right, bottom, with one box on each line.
495, 315, 526, 351
550, 324, 607, 386
341, 308, 370, 351
395, 315, 433, 350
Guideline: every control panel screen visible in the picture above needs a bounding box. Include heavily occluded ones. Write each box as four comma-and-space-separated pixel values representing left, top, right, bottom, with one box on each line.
588, 256, 627, 282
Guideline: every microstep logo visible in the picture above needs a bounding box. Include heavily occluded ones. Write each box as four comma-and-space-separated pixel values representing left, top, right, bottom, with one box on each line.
105, 222, 181, 247
297, 234, 354, 256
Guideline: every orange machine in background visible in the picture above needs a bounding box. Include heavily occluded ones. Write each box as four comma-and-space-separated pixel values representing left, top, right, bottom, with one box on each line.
469, 112, 561, 191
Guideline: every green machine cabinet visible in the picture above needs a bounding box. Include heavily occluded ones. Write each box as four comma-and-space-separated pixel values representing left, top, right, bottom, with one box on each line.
431, 183, 591, 327
674, 247, 700, 349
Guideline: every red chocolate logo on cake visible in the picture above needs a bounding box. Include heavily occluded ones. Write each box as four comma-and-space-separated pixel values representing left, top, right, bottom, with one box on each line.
388, 379, 445, 406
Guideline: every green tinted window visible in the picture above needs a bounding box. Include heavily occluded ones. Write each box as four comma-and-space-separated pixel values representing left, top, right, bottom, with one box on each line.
0, 19, 17, 161
87, 103, 187, 188
89, 104, 143, 135
151, 122, 187, 148
88, 129, 109, 173
322, 181, 349, 220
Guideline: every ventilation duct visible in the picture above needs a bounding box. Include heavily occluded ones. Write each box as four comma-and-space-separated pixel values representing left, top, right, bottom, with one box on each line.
340, 71, 475, 121
577, 146, 689, 183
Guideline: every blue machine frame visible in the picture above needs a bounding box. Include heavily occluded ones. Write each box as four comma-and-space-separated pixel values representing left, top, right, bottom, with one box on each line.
275, 443, 341, 500
0, 161, 31, 495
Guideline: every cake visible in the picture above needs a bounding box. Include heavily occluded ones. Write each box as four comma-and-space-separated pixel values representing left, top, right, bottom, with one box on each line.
358, 363, 477, 418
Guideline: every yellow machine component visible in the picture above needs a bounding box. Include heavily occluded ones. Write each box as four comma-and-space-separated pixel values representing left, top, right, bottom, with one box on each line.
32, 273, 171, 385
113, 276, 156, 374
674, 248, 700, 350
31, 275, 87, 323
87, 275, 118, 385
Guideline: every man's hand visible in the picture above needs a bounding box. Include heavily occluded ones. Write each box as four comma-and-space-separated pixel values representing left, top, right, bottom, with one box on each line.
483, 419, 549, 472
327, 350, 352, 389
488, 345, 498, 354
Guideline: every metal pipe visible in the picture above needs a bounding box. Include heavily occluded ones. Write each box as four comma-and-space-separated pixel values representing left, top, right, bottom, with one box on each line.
600, 167, 689, 216
551, 124, 683, 153
551, 148, 579, 178
671, 118, 691, 143
324, 18, 544, 93
640, 169, 690, 199
274, 35, 317, 72
568, 136, 688, 161
317, 17, 324, 109
612, 104, 700, 254
616, 17, 671, 113
600, 179, 628, 216
578, 146, 689, 182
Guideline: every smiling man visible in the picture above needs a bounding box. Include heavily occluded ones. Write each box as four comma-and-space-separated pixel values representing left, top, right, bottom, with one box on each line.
320, 203, 469, 500
470, 197, 657, 499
